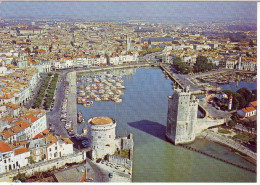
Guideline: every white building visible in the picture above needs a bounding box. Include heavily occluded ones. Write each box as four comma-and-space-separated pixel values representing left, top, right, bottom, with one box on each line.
13, 147, 30, 170
237, 106, 256, 118
0, 142, 30, 174
225, 60, 236, 69
193, 44, 211, 50
0, 67, 7, 76
46, 134, 74, 161
23, 113, 47, 139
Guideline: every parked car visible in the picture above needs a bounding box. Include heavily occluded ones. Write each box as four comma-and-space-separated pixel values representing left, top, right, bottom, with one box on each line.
86, 178, 93, 182
108, 173, 113, 178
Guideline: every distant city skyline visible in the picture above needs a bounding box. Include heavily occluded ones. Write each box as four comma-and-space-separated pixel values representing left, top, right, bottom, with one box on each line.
0, 1, 257, 23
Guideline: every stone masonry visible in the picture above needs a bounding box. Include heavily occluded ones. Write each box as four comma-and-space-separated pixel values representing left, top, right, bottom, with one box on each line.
166, 86, 199, 144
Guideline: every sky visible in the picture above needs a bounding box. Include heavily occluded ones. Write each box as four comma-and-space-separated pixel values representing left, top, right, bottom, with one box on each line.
0, 1, 257, 23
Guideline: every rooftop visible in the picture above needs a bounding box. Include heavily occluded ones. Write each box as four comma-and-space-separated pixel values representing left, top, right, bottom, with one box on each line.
90, 117, 113, 125
0, 141, 12, 153
14, 147, 29, 155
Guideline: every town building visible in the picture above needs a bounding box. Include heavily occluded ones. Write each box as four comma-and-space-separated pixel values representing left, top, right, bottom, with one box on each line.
237, 101, 257, 118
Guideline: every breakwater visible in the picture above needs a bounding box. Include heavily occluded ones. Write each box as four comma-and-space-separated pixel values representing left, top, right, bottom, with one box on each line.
179, 144, 256, 174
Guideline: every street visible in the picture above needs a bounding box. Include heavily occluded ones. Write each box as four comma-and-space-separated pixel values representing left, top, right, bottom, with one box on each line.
46, 71, 69, 137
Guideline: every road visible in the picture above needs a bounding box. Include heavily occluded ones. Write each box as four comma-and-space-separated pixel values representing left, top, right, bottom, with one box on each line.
199, 101, 231, 120
85, 158, 109, 182
46, 71, 69, 137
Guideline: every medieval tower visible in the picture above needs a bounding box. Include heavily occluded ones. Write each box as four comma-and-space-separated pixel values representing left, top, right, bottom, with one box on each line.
166, 86, 199, 145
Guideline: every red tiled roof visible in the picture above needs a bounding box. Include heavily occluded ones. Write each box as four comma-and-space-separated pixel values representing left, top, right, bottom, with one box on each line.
242, 106, 256, 113
42, 129, 49, 135
250, 101, 257, 107
11, 125, 23, 134
4, 103, 20, 110
33, 133, 43, 139
3, 130, 14, 138
23, 114, 39, 122
0, 141, 12, 153
0, 93, 14, 99
14, 147, 29, 155
14, 120, 31, 129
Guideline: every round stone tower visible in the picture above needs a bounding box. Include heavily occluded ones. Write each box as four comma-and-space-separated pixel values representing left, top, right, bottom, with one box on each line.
88, 117, 116, 159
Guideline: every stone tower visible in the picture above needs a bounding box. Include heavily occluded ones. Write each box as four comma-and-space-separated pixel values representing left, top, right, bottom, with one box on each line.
166, 86, 199, 145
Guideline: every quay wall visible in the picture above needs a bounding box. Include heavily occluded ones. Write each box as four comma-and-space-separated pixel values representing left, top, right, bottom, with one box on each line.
200, 131, 257, 163
0, 151, 86, 182
159, 64, 184, 89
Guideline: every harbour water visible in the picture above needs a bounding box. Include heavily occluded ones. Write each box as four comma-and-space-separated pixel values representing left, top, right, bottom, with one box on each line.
77, 68, 256, 182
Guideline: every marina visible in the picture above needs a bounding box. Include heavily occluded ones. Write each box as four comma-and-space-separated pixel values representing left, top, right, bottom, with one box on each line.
76, 73, 126, 106
196, 71, 256, 85
76, 68, 256, 182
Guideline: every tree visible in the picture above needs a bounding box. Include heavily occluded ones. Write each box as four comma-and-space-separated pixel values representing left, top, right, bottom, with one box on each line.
228, 120, 236, 128
237, 87, 253, 105
171, 57, 191, 74
223, 90, 246, 109
13, 173, 28, 182
193, 56, 214, 73
27, 156, 35, 164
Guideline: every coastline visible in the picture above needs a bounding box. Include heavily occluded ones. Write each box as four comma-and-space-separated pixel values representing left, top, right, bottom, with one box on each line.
199, 130, 257, 164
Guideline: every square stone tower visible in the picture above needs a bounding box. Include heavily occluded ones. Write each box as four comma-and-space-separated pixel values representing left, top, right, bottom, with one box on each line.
166, 86, 199, 145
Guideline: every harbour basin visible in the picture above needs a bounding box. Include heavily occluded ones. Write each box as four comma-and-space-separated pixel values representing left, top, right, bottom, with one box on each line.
77, 68, 256, 182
